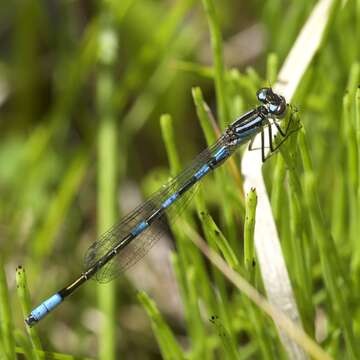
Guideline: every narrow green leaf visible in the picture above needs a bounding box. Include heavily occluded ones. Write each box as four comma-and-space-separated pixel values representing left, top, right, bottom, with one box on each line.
192, 87, 217, 145
0, 256, 15, 360
244, 188, 257, 274
96, 14, 119, 360
138, 291, 185, 360
15, 266, 42, 350
160, 114, 181, 176
201, 0, 229, 129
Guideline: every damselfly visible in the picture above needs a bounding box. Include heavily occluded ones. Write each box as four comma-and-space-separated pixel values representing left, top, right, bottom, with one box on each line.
25, 87, 295, 326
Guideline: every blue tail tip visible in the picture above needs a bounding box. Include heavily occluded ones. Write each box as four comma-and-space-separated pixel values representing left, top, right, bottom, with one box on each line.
25, 314, 37, 327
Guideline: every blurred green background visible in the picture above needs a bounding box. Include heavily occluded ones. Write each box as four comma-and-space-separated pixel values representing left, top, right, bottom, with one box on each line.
0, 0, 360, 359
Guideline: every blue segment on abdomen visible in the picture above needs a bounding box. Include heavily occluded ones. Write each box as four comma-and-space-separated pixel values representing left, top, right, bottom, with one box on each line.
236, 127, 259, 143
194, 164, 210, 179
161, 193, 179, 209
30, 293, 63, 321
213, 146, 229, 162
131, 220, 149, 236
235, 117, 262, 142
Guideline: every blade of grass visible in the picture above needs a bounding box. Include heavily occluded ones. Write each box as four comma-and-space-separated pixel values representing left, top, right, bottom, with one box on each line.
270, 155, 286, 225
182, 223, 333, 360
138, 291, 185, 360
14, 330, 38, 360
209, 315, 240, 360
198, 210, 239, 271
96, 14, 119, 360
192, 86, 217, 145
0, 256, 15, 360
244, 188, 257, 274
354, 87, 360, 271
185, 267, 209, 358
15, 347, 94, 360
266, 53, 279, 85
160, 114, 181, 176
201, 0, 229, 129
15, 266, 42, 350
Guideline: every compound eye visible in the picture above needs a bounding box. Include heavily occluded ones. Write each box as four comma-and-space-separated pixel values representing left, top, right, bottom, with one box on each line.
268, 100, 287, 117
268, 103, 279, 113
256, 88, 268, 103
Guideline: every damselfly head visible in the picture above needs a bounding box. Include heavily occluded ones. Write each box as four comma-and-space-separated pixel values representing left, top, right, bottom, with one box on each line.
267, 98, 287, 118
257, 87, 287, 118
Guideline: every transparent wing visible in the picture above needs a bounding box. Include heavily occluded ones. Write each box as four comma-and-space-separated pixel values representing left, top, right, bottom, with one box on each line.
84, 135, 229, 283
93, 188, 195, 283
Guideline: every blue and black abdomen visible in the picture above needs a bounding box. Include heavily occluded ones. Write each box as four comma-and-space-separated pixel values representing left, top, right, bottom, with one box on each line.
233, 114, 264, 143
83, 135, 233, 283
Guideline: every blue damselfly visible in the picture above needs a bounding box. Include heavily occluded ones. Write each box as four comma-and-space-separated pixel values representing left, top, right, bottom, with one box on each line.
25, 87, 294, 326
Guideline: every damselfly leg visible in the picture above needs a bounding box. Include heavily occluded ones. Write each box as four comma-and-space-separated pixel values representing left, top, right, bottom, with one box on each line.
248, 106, 301, 162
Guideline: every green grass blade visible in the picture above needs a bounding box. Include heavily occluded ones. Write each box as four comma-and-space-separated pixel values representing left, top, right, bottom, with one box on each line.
15, 347, 95, 360
192, 87, 217, 145
201, 0, 229, 129
138, 291, 185, 360
160, 114, 181, 176
244, 188, 257, 274
198, 210, 239, 271
15, 266, 42, 350
14, 330, 38, 360
96, 15, 119, 360
0, 256, 15, 360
